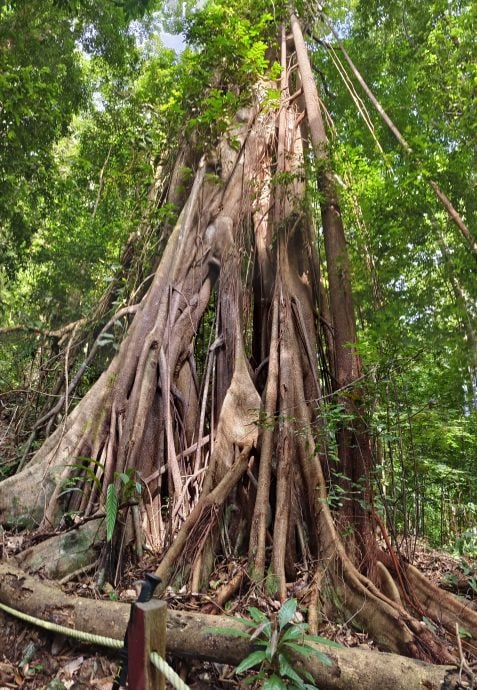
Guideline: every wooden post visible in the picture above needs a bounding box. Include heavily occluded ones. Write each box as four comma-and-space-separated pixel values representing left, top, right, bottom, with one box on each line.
127, 599, 167, 690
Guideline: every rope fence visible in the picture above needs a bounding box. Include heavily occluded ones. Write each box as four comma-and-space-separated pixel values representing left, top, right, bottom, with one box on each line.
0, 599, 190, 690
0, 601, 122, 648
150, 651, 190, 690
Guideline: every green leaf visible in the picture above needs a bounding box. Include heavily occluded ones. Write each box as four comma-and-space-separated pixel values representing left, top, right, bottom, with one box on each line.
251, 639, 269, 647
301, 646, 333, 667
278, 653, 306, 685
262, 675, 287, 690
248, 606, 268, 624
234, 616, 258, 628
235, 650, 268, 674
300, 669, 317, 684
281, 625, 307, 642
106, 483, 118, 543
283, 642, 311, 656
304, 634, 342, 648
278, 598, 297, 630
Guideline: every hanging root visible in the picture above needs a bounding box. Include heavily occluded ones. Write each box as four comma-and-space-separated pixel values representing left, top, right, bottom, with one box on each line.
155, 444, 253, 589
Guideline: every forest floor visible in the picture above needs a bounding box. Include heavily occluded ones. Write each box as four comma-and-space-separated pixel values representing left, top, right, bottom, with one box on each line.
0, 538, 476, 690
1, 419, 477, 688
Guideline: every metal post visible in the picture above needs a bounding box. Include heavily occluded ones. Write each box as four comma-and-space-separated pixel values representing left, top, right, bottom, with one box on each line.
127, 599, 167, 690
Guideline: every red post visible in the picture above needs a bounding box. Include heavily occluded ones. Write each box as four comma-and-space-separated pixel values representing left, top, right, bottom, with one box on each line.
127, 599, 167, 690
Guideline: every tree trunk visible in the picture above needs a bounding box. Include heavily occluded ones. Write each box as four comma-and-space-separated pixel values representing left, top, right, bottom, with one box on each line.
291, 10, 373, 566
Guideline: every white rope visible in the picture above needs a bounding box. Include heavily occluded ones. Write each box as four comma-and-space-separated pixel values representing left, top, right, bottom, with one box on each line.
1, 600, 192, 688
150, 651, 191, 690
0, 601, 122, 649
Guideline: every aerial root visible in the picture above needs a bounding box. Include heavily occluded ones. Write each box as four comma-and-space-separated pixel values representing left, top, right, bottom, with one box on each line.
248, 292, 279, 581
202, 566, 246, 613
154, 445, 252, 590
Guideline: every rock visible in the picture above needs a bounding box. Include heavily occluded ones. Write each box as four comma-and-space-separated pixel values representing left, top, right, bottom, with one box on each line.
19, 641, 36, 668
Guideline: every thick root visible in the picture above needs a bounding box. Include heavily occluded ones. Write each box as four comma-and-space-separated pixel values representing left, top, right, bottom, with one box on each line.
404, 562, 477, 655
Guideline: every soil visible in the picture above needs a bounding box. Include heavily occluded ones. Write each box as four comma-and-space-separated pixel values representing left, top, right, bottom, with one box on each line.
0, 609, 117, 690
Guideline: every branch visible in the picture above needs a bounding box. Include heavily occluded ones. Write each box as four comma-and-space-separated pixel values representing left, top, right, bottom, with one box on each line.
40, 305, 139, 429
16, 305, 139, 471
0, 318, 87, 341
318, 10, 477, 259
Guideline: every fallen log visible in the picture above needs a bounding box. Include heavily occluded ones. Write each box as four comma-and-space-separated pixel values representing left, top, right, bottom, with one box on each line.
0, 561, 465, 690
